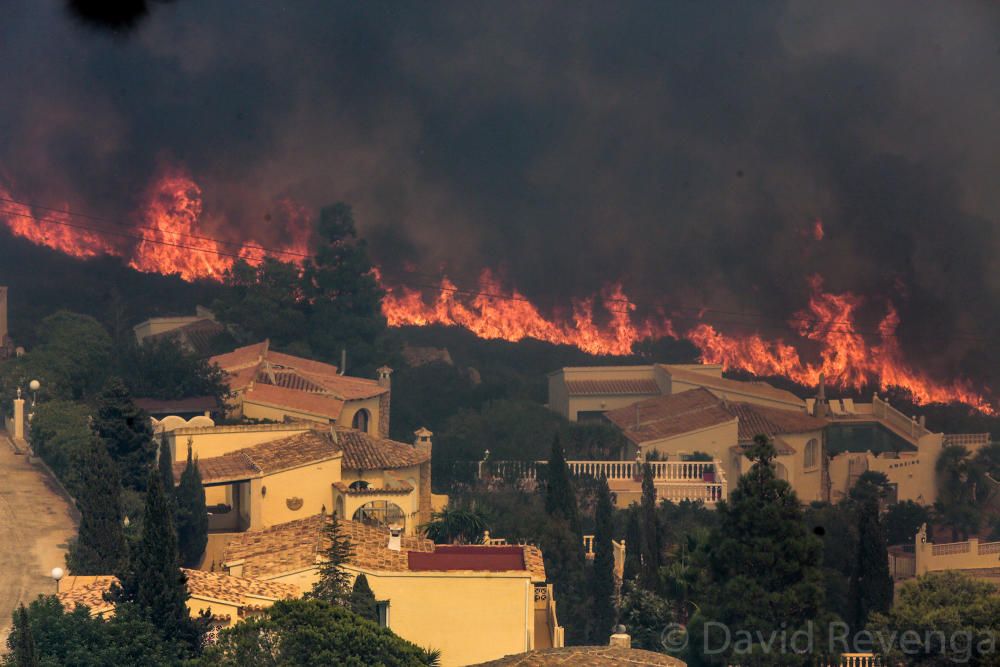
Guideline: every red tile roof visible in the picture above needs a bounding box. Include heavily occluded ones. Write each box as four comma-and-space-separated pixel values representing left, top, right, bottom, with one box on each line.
564, 379, 661, 396
243, 383, 346, 420
604, 388, 735, 444
408, 545, 526, 572
727, 403, 826, 443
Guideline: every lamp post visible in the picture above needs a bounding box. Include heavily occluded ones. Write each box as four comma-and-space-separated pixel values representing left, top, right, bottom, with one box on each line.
27, 379, 40, 425
51, 566, 64, 594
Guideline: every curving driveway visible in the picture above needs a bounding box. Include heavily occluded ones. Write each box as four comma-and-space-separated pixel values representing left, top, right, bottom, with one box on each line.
0, 436, 76, 644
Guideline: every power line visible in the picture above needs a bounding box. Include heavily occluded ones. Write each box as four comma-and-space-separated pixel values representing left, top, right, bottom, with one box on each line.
0, 197, 992, 343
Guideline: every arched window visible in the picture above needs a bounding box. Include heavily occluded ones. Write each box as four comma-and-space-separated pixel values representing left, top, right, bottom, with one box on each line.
353, 500, 406, 529
804, 438, 819, 468
349, 480, 370, 491
775, 462, 789, 481
352, 409, 371, 433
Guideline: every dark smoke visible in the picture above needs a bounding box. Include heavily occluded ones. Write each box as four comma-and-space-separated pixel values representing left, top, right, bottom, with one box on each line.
2, 1, 999, 389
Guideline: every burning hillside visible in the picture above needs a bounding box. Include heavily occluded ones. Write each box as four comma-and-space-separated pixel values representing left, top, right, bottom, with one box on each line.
0, 175, 993, 413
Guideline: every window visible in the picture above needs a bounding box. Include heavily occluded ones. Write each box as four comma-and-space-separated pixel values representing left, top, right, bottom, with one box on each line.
352, 408, 371, 433
376, 600, 390, 627
804, 438, 819, 469
353, 500, 406, 529
349, 480, 370, 491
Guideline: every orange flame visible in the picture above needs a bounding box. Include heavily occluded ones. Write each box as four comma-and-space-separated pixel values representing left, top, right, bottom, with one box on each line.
0, 174, 992, 411
380, 269, 675, 356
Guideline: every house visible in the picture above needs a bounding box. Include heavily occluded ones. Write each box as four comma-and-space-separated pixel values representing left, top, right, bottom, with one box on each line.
548, 363, 803, 422
221, 514, 564, 667
167, 424, 432, 535
56, 568, 298, 629
603, 388, 827, 503
209, 341, 392, 437
133, 306, 226, 356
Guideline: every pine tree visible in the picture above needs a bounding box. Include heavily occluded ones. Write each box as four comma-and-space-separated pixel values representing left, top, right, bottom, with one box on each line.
309, 515, 354, 605
349, 573, 379, 622
114, 470, 197, 651
93, 377, 155, 490
175, 442, 208, 568
849, 492, 893, 630
545, 433, 579, 533
7, 604, 38, 667
540, 517, 592, 645
638, 462, 660, 591
68, 434, 127, 574
690, 436, 834, 665
592, 476, 617, 641
157, 432, 175, 506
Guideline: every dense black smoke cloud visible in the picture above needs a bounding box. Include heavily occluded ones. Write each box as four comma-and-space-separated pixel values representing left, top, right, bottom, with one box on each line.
2, 1, 999, 386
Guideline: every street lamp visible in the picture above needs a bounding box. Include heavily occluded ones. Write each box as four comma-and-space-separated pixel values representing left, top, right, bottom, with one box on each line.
27, 379, 40, 424
51, 567, 64, 594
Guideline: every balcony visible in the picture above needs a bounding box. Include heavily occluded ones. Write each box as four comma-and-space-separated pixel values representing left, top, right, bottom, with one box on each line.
479, 458, 728, 507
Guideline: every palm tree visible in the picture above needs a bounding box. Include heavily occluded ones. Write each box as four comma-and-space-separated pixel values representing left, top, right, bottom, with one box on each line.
420, 502, 491, 544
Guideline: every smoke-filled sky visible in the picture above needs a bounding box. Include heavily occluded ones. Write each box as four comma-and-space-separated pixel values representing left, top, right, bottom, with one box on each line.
2, 1, 1000, 383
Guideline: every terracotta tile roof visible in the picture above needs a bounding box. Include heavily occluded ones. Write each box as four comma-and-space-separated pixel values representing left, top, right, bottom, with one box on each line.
57, 571, 297, 616
332, 481, 414, 495
243, 383, 346, 421
224, 515, 543, 581
182, 568, 299, 606
174, 452, 259, 484
310, 373, 386, 400
210, 341, 270, 371
727, 403, 825, 443
730, 440, 796, 457
332, 427, 430, 470
175, 429, 342, 483
604, 389, 735, 444
56, 576, 116, 615
564, 379, 661, 396
659, 365, 804, 406
266, 351, 340, 378
472, 646, 687, 666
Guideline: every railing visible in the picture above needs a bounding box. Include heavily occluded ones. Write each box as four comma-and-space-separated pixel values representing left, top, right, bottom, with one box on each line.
872, 395, 930, 442
931, 541, 970, 556
979, 541, 1000, 555
839, 654, 879, 667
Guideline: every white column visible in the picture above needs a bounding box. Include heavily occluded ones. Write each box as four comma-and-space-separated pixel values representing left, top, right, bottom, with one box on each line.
12, 397, 24, 439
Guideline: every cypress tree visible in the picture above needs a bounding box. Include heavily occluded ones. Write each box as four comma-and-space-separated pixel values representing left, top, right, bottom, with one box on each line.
544, 433, 579, 533
7, 604, 38, 667
93, 377, 155, 491
623, 505, 642, 582
349, 573, 379, 622
175, 441, 208, 568
309, 515, 354, 605
638, 462, 660, 591
849, 493, 893, 630
114, 470, 197, 650
592, 476, 617, 640
690, 436, 834, 665
157, 432, 175, 505
68, 434, 127, 574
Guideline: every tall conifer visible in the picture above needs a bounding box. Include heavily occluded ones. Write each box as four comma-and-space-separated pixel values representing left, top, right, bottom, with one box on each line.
68, 435, 127, 574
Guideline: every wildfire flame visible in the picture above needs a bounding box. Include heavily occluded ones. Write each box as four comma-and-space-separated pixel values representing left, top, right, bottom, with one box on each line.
0, 174, 992, 412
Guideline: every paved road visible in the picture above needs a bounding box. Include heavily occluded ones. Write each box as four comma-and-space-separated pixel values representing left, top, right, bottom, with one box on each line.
0, 436, 76, 643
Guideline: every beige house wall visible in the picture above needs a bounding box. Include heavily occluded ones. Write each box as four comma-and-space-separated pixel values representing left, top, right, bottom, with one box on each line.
777, 430, 825, 504
239, 395, 383, 434
828, 432, 943, 505
548, 366, 660, 421
252, 460, 343, 529
338, 396, 383, 435
167, 424, 311, 462
261, 565, 537, 667
337, 463, 424, 533
640, 420, 740, 483
915, 526, 1000, 575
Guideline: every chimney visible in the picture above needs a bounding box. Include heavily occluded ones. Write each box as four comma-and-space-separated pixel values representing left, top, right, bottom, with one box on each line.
414, 427, 433, 451
388, 525, 403, 551
376, 366, 393, 438
609, 625, 631, 649
339, 348, 347, 375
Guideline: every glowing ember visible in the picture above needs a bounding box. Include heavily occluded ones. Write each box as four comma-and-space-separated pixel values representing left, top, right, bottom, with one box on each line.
813, 219, 824, 241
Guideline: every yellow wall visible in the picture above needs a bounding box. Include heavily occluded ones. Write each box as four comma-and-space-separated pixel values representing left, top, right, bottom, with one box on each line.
239, 395, 383, 435
168, 424, 311, 462
266, 565, 537, 667
776, 431, 825, 503
252, 460, 343, 529
338, 464, 424, 534
828, 432, 943, 505
548, 366, 660, 421
641, 420, 740, 483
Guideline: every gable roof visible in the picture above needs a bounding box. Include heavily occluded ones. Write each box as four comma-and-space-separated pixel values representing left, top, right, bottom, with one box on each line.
332, 427, 430, 470
659, 365, 804, 407
727, 402, 826, 443
223, 515, 545, 581
243, 383, 346, 421
177, 428, 429, 483
57, 570, 297, 616
604, 388, 735, 444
